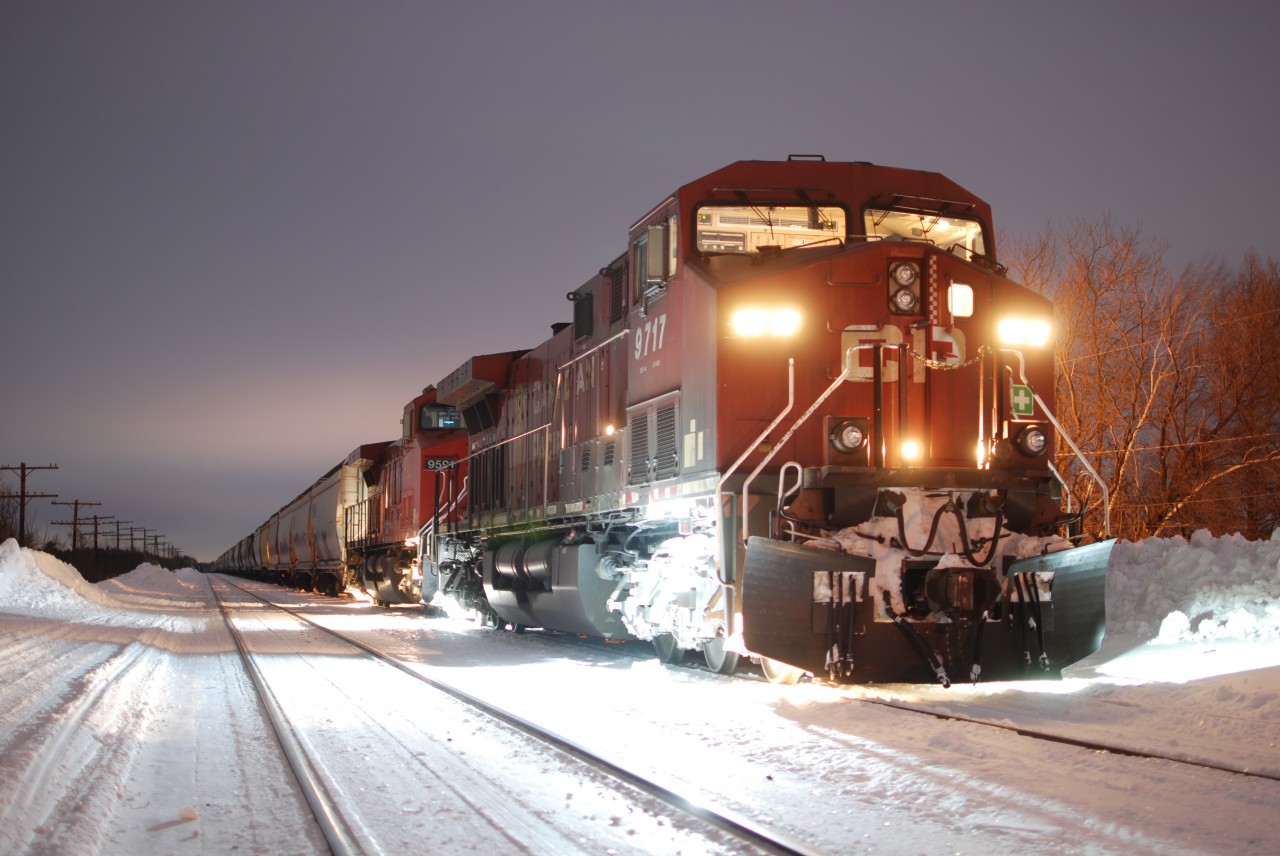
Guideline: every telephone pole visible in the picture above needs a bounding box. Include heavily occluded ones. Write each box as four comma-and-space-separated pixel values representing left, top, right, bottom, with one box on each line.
113, 519, 133, 550
0, 462, 59, 547
84, 514, 115, 554
51, 499, 102, 551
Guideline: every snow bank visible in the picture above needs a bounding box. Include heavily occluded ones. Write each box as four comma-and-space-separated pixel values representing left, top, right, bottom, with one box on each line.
0, 538, 212, 622
1105, 529, 1280, 643
0, 538, 129, 618
96, 562, 213, 608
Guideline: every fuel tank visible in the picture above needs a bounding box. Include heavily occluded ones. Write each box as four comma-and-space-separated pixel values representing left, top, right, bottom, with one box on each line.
483, 539, 633, 638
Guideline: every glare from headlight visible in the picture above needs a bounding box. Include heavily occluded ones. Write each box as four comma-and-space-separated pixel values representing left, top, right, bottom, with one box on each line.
997, 317, 1052, 347
768, 308, 802, 336
730, 307, 801, 337
901, 439, 922, 461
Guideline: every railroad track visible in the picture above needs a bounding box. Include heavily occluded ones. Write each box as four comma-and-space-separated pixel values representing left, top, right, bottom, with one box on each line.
209, 575, 819, 856
847, 693, 1280, 783
411, 597, 1280, 786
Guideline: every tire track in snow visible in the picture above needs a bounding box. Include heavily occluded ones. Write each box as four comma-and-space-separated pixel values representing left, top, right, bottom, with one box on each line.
0, 635, 163, 854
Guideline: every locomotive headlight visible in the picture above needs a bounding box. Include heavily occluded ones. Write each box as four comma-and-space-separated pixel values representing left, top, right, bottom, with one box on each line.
996, 317, 1052, 347
729, 307, 801, 337
901, 439, 922, 462
892, 288, 919, 313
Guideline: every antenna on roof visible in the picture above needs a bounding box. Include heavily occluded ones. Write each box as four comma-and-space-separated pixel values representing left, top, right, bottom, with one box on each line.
787, 154, 826, 161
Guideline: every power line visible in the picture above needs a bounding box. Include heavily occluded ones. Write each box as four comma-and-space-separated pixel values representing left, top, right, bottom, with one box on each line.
51, 499, 102, 551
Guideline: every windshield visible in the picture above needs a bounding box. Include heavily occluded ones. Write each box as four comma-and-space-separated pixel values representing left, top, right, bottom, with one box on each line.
864, 207, 986, 259
695, 204, 846, 254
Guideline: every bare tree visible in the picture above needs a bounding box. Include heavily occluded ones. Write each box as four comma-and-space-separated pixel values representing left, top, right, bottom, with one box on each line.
0, 477, 18, 543
1004, 222, 1280, 540
1157, 254, 1280, 537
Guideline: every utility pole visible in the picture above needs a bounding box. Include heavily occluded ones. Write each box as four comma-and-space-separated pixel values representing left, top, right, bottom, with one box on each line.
136, 527, 154, 555
113, 519, 133, 550
85, 514, 115, 554
51, 499, 102, 551
0, 462, 59, 547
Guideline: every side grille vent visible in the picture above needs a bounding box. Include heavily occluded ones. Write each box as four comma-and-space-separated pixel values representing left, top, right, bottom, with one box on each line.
654, 405, 678, 481
628, 414, 650, 485
609, 267, 625, 323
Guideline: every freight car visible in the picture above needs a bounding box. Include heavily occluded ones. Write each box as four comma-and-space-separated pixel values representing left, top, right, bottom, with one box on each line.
212, 452, 377, 596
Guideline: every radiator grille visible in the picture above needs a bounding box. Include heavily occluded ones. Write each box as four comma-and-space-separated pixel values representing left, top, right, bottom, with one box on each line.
654, 405, 678, 480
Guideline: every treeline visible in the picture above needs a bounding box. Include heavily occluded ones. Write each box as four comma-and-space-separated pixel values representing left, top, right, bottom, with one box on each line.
0, 493, 196, 579
1006, 221, 1280, 542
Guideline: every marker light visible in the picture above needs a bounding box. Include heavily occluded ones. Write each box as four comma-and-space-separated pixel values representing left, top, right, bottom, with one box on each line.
996, 317, 1052, 347
730, 307, 802, 337
1016, 426, 1048, 456
831, 421, 866, 453
948, 283, 974, 317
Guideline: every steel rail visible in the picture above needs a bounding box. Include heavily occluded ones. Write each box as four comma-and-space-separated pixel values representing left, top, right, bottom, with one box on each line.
851, 694, 1280, 783
471, 618, 1280, 785
214, 575, 822, 856
210, 579, 366, 856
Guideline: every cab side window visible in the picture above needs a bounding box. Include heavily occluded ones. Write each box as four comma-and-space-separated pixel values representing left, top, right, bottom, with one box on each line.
632, 212, 677, 302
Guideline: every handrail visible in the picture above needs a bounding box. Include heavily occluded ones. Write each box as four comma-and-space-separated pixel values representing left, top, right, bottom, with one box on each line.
1001, 348, 1111, 538
715, 358, 794, 587
740, 346, 867, 545
1046, 459, 1073, 515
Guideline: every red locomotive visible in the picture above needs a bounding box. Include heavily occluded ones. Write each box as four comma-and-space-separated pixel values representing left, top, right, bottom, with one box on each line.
218, 156, 1114, 685
343, 387, 468, 606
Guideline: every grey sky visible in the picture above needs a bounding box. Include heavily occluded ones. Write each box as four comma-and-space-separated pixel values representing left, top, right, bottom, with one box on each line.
3, 1, 1277, 560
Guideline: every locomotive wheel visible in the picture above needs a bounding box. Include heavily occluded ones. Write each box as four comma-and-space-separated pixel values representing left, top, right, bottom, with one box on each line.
760, 657, 805, 686
652, 634, 684, 664
702, 636, 739, 675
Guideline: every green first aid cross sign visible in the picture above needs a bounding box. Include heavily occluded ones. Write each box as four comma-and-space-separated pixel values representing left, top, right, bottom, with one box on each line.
1012, 385, 1035, 416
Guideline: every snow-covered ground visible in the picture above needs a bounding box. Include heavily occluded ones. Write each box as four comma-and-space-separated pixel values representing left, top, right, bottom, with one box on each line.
1, 532, 1278, 854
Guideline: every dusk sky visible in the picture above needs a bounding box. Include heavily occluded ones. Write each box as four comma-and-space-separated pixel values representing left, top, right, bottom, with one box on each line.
3, 2, 1277, 561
